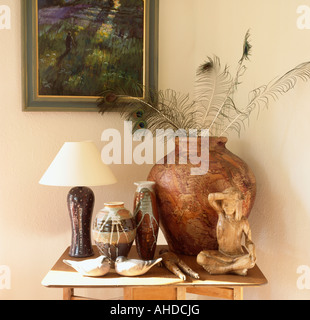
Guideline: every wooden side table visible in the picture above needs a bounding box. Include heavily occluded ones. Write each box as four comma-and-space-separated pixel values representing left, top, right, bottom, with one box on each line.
42, 245, 267, 300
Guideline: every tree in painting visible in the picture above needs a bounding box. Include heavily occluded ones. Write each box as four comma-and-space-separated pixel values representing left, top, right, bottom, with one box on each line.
38, 0, 144, 97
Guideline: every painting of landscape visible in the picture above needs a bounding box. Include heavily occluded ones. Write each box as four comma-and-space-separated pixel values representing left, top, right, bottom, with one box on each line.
37, 0, 144, 97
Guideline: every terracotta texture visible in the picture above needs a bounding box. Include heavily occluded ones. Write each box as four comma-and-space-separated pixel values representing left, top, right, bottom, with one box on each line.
147, 136, 256, 256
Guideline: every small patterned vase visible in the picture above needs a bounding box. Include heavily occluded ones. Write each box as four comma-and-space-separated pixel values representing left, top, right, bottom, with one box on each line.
92, 202, 136, 263
133, 181, 159, 260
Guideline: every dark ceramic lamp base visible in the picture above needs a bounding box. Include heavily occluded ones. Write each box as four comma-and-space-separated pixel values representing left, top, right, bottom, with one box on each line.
67, 186, 94, 258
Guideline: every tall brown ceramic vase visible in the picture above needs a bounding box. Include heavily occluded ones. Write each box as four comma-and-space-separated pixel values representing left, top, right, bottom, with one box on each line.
133, 181, 159, 260
147, 136, 256, 256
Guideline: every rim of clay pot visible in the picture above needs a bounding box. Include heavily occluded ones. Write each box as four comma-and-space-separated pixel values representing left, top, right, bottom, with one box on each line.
104, 202, 125, 207
210, 136, 228, 146
134, 181, 155, 186
175, 136, 228, 142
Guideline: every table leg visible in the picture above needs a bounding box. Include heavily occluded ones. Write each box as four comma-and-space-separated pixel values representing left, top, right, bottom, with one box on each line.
232, 287, 243, 300
63, 288, 74, 300
124, 287, 186, 300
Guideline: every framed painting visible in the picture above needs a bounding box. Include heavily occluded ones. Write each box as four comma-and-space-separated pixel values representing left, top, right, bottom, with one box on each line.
22, 0, 158, 111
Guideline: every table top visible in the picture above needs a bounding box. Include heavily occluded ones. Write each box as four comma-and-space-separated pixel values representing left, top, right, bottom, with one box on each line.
42, 245, 268, 289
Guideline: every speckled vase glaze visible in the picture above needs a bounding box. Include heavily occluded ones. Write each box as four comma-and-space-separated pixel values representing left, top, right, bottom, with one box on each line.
147, 136, 256, 255
92, 202, 136, 262
67, 186, 94, 258
133, 181, 159, 260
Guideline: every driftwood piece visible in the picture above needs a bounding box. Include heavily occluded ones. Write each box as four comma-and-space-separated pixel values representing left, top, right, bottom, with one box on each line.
159, 249, 200, 280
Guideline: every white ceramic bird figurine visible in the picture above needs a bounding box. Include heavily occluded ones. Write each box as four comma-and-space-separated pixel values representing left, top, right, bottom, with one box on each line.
63, 255, 111, 277
115, 256, 162, 276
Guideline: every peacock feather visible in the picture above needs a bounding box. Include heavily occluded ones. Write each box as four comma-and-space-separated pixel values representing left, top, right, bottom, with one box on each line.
98, 86, 196, 135
98, 30, 310, 137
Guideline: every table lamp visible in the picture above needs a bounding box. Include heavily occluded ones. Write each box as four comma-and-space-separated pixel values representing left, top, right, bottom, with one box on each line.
39, 141, 117, 258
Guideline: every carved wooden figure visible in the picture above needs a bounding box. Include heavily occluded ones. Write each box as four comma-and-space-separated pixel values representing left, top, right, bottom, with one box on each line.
197, 188, 256, 275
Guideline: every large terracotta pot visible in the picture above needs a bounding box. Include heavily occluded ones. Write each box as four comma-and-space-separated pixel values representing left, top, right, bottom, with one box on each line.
147, 136, 256, 256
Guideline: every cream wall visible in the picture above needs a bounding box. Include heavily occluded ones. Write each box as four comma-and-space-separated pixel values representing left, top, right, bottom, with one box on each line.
0, 0, 310, 300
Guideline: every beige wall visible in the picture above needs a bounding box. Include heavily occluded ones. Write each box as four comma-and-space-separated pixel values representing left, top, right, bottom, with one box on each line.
0, 0, 310, 300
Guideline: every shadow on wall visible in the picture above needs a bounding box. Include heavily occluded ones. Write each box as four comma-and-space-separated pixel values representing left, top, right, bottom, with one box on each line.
237, 137, 310, 299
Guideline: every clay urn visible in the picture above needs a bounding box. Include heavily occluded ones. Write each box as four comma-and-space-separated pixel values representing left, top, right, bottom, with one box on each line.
147, 136, 256, 255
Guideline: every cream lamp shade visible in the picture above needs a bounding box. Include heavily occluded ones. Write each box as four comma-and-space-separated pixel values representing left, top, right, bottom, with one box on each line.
39, 141, 117, 187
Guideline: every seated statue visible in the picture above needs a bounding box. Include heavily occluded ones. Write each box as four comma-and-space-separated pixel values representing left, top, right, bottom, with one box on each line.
197, 187, 256, 275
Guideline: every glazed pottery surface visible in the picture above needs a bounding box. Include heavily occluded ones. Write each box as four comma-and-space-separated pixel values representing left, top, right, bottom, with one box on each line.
147, 136, 256, 255
92, 202, 136, 262
133, 181, 159, 260
67, 186, 94, 258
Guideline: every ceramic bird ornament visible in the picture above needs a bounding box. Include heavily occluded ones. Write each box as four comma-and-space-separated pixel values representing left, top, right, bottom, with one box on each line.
63, 255, 111, 277
115, 256, 162, 276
